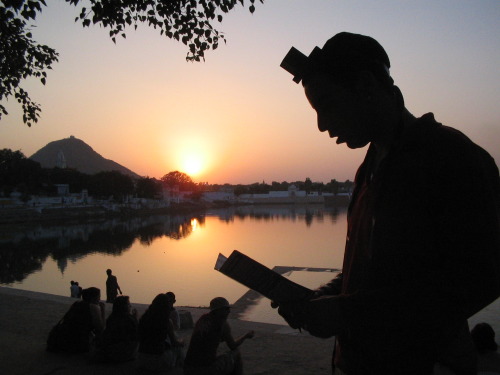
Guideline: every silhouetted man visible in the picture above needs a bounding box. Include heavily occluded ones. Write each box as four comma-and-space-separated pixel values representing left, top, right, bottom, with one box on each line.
105, 269, 122, 303
276, 32, 500, 374
166, 291, 180, 330
184, 297, 254, 375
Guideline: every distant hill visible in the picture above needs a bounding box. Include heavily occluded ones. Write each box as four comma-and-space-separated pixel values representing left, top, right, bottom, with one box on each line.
30, 136, 141, 179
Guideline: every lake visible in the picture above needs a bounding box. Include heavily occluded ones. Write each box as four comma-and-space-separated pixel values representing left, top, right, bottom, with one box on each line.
0, 204, 347, 324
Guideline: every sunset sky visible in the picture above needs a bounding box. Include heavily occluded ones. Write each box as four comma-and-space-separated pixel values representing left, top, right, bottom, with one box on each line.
1, 0, 499, 184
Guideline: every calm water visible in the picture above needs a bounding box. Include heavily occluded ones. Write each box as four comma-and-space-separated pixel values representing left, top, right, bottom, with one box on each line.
0, 205, 347, 323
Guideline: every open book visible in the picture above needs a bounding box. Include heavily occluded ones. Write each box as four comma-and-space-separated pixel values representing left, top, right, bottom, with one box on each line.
215, 250, 314, 304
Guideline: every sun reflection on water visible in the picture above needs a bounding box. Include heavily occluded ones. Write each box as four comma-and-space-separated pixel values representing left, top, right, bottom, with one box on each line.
1, 207, 348, 311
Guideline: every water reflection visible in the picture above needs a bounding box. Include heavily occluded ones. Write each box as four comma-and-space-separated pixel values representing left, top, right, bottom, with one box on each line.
0, 214, 205, 283
0, 205, 347, 310
208, 205, 343, 225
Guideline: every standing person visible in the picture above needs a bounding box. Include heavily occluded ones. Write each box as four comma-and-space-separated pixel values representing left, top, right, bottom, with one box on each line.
137, 293, 185, 371
276, 32, 500, 374
184, 297, 255, 375
105, 269, 122, 303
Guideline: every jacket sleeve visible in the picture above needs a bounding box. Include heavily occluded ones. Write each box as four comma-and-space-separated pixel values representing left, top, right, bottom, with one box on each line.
314, 272, 343, 297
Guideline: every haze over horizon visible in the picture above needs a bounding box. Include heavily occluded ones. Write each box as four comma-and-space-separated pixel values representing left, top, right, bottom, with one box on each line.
1, 1, 499, 184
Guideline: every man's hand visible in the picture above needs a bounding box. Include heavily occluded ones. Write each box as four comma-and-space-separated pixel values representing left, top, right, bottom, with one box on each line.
302, 295, 343, 338
271, 295, 343, 338
271, 300, 307, 330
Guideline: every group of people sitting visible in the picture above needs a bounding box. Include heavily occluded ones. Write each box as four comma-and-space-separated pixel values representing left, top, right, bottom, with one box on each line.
46, 286, 500, 374
46, 287, 254, 374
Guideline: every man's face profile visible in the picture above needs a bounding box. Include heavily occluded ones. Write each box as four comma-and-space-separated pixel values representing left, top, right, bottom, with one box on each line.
304, 73, 371, 149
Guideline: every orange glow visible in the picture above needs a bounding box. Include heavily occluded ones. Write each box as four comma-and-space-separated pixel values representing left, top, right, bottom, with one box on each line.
2, 2, 498, 186
10, 211, 348, 307
182, 155, 203, 176
190, 218, 199, 231
161, 130, 216, 181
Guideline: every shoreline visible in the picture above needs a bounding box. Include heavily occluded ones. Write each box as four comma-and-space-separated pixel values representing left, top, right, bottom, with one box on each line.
0, 286, 335, 375
0, 200, 348, 226
1, 287, 498, 375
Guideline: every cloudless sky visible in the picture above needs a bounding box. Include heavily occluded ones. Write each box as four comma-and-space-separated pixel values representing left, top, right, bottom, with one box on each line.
1, 0, 499, 184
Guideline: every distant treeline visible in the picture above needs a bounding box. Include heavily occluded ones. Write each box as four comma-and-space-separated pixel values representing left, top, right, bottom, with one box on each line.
0, 149, 353, 202
204, 178, 354, 197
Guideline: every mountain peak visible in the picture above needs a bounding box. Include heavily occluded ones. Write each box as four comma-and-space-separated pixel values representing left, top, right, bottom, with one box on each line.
30, 136, 141, 178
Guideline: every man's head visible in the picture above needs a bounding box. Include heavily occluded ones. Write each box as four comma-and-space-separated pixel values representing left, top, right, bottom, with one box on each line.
281, 32, 392, 89
166, 291, 176, 305
149, 293, 172, 314
281, 32, 401, 149
106, 269, 112, 275
112, 295, 131, 315
471, 322, 498, 354
82, 287, 101, 304
209, 297, 231, 318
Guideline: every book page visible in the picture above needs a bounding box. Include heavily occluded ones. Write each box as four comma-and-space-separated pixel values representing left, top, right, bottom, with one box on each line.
215, 250, 313, 303
214, 253, 228, 271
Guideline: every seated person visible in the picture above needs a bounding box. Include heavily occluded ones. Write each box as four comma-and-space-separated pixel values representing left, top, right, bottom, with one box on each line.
137, 293, 184, 371
184, 297, 254, 375
93, 295, 139, 362
70, 280, 79, 298
75, 282, 83, 299
471, 323, 500, 374
47, 287, 105, 353
166, 291, 180, 330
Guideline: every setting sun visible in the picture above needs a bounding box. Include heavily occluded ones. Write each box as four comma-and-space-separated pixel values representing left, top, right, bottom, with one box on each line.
165, 133, 216, 180
183, 155, 203, 176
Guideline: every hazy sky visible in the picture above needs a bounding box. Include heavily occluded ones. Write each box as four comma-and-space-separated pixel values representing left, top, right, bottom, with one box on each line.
1, 0, 499, 184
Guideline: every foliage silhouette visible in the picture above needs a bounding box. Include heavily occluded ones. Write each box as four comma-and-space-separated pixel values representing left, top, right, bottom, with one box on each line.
161, 170, 195, 191
1, 0, 263, 126
135, 177, 163, 199
1, 148, 354, 200
0, 148, 44, 196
